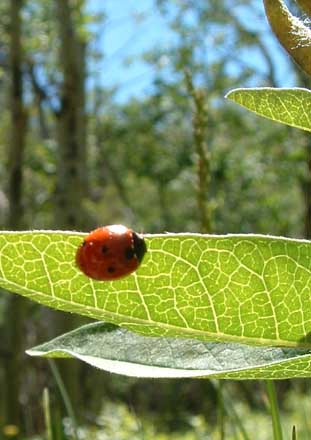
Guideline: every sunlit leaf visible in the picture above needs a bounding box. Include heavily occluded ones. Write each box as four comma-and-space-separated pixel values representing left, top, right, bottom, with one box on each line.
226, 88, 311, 131
2, 231, 311, 347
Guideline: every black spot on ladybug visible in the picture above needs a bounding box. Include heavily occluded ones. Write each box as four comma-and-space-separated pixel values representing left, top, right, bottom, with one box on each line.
107, 266, 115, 273
125, 246, 135, 260
132, 232, 147, 263
82, 241, 87, 247
102, 245, 109, 254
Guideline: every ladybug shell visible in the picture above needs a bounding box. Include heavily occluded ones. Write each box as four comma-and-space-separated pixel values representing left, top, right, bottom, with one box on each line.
76, 224, 147, 281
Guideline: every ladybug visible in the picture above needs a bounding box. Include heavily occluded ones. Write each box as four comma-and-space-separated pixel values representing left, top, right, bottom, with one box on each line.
76, 224, 147, 281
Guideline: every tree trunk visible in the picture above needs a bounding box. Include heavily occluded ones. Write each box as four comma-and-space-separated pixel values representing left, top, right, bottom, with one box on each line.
3, 0, 28, 436
7, 0, 27, 229
53, 0, 88, 417
54, 0, 88, 230
303, 141, 311, 239
296, 73, 311, 238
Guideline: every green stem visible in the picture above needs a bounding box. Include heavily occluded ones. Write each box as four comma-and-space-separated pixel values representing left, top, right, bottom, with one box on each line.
43, 388, 53, 440
48, 359, 78, 440
292, 425, 296, 440
223, 393, 251, 440
184, 69, 212, 233
212, 380, 251, 440
216, 381, 225, 440
265, 380, 283, 440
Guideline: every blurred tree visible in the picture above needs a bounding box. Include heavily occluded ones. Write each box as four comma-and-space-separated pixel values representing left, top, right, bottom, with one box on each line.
7, 0, 27, 228
54, 0, 88, 230
52, 0, 90, 418
3, 0, 28, 436
151, 0, 305, 236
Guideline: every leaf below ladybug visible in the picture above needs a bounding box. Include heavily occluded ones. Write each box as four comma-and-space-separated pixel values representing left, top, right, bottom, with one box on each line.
27, 322, 311, 379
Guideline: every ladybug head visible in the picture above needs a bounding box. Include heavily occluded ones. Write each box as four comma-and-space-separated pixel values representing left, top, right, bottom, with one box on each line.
132, 232, 147, 263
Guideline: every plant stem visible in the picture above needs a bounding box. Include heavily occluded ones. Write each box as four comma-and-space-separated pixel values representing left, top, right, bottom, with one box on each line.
223, 392, 251, 440
43, 388, 53, 440
212, 380, 251, 440
185, 69, 212, 233
48, 359, 78, 440
292, 425, 296, 440
265, 380, 283, 440
216, 381, 225, 440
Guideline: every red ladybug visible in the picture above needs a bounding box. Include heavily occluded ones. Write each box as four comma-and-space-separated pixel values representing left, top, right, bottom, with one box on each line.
76, 225, 147, 281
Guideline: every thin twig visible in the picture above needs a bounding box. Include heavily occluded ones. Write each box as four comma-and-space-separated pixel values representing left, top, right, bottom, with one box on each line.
185, 69, 212, 233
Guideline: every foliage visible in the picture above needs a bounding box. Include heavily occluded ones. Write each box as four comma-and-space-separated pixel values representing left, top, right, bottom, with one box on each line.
1, 0, 311, 438
28, 322, 311, 380
264, 0, 311, 78
0, 231, 311, 380
227, 88, 311, 132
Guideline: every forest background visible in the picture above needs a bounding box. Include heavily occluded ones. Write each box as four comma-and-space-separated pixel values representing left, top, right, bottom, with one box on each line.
1, 0, 311, 439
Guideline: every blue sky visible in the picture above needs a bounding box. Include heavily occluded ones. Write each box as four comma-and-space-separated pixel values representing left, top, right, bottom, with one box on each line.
88, 0, 175, 101
87, 0, 296, 103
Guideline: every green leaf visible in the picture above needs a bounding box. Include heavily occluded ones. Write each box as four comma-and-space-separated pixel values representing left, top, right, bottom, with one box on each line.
226, 88, 311, 132
27, 322, 311, 379
2, 231, 311, 347
296, 0, 311, 16
263, 0, 311, 78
